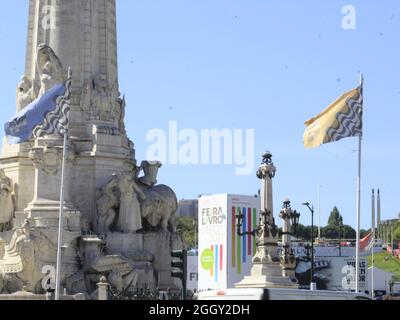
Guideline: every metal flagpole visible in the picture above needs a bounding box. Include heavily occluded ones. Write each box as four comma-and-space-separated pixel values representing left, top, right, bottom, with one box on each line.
355, 73, 364, 293
55, 68, 72, 300
55, 129, 68, 300
371, 189, 375, 299
377, 189, 381, 239
317, 183, 321, 241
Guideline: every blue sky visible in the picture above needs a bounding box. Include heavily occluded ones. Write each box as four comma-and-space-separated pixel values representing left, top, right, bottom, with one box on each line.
0, 1, 399, 230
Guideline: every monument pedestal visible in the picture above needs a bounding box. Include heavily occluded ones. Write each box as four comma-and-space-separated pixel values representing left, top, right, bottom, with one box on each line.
106, 232, 144, 256
235, 261, 297, 289
143, 231, 182, 290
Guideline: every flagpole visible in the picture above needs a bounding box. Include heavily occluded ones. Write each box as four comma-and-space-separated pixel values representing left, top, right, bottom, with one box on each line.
355, 73, 364, 293
55, 68, 72, 301
317, 183, 321, 241
55, 128, 68, 300
371, 189, 375, 299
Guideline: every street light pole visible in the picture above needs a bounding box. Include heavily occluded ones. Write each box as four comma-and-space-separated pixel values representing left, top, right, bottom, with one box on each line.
303, 202, 316, 291
311, 205, 314, 289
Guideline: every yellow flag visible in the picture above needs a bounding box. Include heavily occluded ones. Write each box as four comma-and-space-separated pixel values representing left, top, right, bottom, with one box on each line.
303, 86, 363, 148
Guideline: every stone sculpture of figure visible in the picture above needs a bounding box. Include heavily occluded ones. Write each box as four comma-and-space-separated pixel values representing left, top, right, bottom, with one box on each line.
93, 74, 113, 120
16, 76, 36, 111
80, 81, 93, 112
0, 169, 15, 232
22, 219, 31, 240
116, 95, 126, 133
96, 175, 119, 234
36, 44, 66, 97
117, 173, 146, 233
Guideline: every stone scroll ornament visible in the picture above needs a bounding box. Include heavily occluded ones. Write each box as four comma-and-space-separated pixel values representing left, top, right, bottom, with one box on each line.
4, 45, 71, 145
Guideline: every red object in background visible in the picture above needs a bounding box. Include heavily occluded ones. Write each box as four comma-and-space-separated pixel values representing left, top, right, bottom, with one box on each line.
359, 232, 373, 252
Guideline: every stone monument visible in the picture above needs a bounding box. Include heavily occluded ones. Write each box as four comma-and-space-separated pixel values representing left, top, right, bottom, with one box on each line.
235, 152, 297, 288
0, 0, 182, 298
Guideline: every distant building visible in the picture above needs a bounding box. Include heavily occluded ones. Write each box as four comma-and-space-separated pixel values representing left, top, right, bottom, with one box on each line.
176, 199, 198, 218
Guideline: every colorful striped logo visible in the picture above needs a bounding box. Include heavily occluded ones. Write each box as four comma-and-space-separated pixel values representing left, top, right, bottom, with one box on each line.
210, 244, 223, 282
200, 245, 224, 283
231, 206, 257, 274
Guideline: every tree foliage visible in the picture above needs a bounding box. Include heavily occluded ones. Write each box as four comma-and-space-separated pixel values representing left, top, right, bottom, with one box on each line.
360, 229, 369, 238
293, 206, 357, 240
175, 216, 197, 249
294, 224, 318, 241
328, 206, 343, 227
322, 225, 339, 239
394, 223, 400, 241
341, 225, 356, 239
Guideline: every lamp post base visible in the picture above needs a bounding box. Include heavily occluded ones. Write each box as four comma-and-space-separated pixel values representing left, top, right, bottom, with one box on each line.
234, 261, 298, 289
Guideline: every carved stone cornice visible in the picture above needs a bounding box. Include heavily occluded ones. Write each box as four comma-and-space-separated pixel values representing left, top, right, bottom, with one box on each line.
29, 144, 76, 175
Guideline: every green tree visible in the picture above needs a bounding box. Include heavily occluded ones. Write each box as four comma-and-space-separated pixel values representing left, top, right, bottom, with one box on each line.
294, 224, 318, 241
322, 225, 339, 239
328, 206, 343, 227
175, 216, 197, 249
360, 229, 369, 238
341, 225, 356, 239
294, 224, 307, 240
394, 224, 400, 241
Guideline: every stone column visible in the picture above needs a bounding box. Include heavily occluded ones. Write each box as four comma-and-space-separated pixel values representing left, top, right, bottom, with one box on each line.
279, 200, 297, 282
25, 0, 118, 94
256, 152, 279, 262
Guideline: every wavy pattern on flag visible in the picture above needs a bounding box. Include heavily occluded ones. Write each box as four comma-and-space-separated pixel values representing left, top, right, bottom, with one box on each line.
326, 86, 363, 143
32, 79, 71, 138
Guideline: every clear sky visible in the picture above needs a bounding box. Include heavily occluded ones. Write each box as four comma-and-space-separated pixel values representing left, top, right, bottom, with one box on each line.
0, 1, 399, 230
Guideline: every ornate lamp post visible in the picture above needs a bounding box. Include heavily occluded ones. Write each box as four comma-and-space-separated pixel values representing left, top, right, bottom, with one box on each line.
302, 202, 316, 291
234, 152, 298, 288
279, 199, 300, 281
235, 209, 271, 238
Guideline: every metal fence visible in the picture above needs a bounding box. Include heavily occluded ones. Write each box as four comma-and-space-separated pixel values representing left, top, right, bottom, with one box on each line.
109, 286, 195, 301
